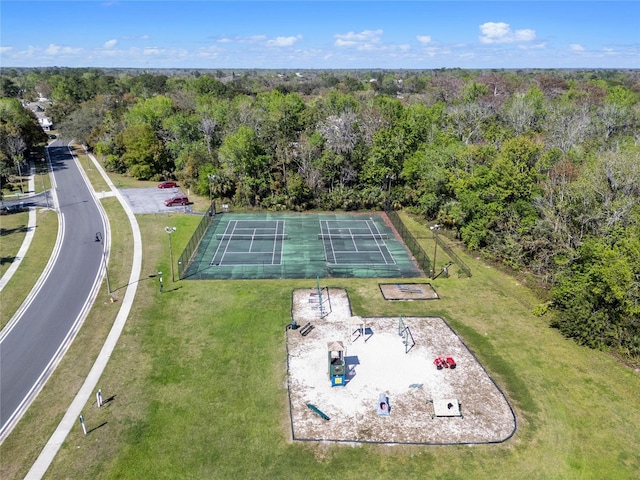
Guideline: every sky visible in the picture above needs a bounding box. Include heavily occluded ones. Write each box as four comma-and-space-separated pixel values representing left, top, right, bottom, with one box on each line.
1, 1, 639, 69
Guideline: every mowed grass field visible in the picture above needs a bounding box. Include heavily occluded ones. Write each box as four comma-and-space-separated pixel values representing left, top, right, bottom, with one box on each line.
0, 209, 57, 330
2, 194, 640, 478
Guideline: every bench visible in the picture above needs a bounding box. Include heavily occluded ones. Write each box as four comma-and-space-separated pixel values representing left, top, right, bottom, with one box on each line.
299, 322, 314, 336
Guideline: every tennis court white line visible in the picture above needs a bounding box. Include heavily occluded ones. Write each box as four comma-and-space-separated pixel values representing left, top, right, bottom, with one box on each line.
320, 219, 397, 265
211, 220, 285, 266
271, 220, 284, 264
366, 220, 394, 264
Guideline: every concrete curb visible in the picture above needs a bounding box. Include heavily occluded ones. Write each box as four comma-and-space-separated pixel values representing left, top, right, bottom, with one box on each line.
25, 151, 143, 479
0, 162, 38, 293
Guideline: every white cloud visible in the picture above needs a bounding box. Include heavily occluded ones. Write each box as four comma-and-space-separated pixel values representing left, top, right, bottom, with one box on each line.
265, 35, 302, 47
143, 47, 162, 56
416, 35, 432, 44
104, 39, 117, 49
218, 35, 267, 44
479, 22, 536, 44
0, 46, 13, 54
196, 45, 225, 58
518, 42, 547, 50
44, 43, 82, 55
570, 43, 585, 52
334, 29, 383, 48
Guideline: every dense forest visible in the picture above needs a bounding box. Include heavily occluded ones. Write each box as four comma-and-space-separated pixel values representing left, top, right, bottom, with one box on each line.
1, 67, 639, 359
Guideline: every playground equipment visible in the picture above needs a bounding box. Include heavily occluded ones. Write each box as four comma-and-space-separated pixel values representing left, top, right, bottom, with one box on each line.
433, 261, 454, 280
309, 276, 331, 318
398, 316, 415, 354
377, 393, 390, 416
428, 398, 463, 418
328, 341, 346, 386
299, 322, 314, 336
398, 315, 406, 336
397, 284, 423, 294
434, 356, 456, 369
306, 403, 330, 420
350, 316, 372, 342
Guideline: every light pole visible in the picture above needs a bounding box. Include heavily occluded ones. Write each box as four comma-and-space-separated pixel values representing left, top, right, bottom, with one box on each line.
165, 226, 176, 282
95, 231, 112, 295
41, 173, 50, 209
386, 174, 395, 194
430, 224, 440, 279
158, 271, 163, 293
16, 159, 24, 194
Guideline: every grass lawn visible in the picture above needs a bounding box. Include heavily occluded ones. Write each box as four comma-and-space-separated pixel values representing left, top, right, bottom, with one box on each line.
1, 177, 639, 478
0, 210, 30, 279
0, 199, 132, 480
37, 213, 640, 479
0, 209, 57, 330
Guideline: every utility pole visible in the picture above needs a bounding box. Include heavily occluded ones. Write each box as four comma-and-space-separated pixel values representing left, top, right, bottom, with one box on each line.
95, 231, 111, 295
430, 224, 440, 279
165, 226, 176, 282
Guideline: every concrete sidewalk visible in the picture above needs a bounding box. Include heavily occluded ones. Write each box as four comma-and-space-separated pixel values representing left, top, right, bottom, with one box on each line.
0, 162, 42, 293
25, 151, 143, 479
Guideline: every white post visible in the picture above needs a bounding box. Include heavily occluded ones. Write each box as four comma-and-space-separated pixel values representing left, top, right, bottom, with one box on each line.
79, 415, 87, 435
96, 389, 103, 407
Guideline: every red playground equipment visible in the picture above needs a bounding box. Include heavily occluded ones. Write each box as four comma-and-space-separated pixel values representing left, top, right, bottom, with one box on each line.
434, 356, 456, 370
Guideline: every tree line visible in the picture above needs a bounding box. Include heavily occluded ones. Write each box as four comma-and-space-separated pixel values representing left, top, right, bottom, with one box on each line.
1, 67, 639, 358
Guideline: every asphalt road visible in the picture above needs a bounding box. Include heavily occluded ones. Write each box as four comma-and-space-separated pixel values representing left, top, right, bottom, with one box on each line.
0, 144, 106, 439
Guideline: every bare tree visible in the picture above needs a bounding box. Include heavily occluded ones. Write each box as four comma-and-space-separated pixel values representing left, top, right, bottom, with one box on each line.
199, 116, 218, 156
503, 92, 536, 136
317, 110, 359, 155
293, 135, 323, 192
595, 102, 632, 141
545, 103, 591, 153
428, 75, 464, 104
358, 102, 390, 147
446, 102, 493, 145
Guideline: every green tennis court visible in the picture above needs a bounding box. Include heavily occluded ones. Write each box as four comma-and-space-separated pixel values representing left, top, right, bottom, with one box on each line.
183, 212, 423, 280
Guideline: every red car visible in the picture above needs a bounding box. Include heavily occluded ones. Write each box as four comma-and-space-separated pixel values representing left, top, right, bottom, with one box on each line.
164, 195, 189, 206
158, 181, 178, 189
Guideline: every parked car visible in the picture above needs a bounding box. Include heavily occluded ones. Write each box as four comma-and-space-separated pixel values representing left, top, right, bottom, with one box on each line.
158, 181, 177, 189
165, 195, 189, 206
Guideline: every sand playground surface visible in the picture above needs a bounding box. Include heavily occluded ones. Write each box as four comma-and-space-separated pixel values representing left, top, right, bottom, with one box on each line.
286, 287, 516, 445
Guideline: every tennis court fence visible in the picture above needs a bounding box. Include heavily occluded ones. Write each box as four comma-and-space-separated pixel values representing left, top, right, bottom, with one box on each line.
177, 201, 216, 280
434, 233, 472, 277
384, 207, 431, 277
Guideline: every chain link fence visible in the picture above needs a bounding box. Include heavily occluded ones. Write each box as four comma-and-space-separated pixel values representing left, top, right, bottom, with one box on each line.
177, 201, 215, 279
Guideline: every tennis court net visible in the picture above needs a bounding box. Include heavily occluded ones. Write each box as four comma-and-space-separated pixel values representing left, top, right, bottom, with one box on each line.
216, 233, 288, 240
317, 233, 389, 240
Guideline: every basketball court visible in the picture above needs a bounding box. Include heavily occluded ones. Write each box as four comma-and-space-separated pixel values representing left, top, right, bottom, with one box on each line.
183, 213, 423, 280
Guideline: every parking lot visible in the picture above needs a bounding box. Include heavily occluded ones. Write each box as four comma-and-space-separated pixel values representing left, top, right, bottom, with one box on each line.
118, 187, 193, 214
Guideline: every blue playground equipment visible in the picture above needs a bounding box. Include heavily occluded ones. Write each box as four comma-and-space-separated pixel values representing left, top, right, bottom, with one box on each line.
306, 403, 330, 420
